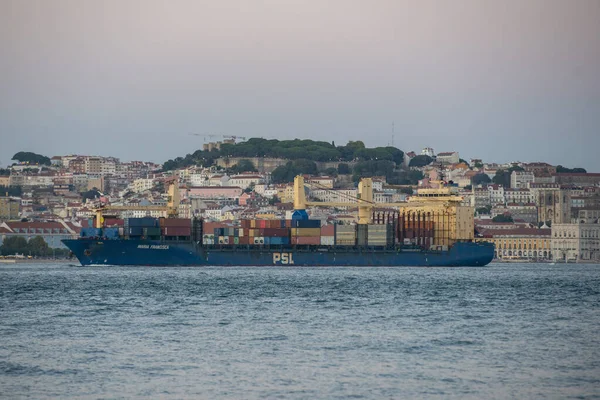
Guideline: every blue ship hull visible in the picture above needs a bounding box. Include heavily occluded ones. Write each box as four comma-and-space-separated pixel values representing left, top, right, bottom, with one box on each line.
62, 239, 494, 267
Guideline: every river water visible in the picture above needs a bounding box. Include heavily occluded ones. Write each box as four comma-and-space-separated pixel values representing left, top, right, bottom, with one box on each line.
1, 262, 599, 399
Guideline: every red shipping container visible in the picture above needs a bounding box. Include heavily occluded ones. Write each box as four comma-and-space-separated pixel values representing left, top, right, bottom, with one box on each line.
263, 228, 289, 237
258, 220, 267, 228
292, 236, 321, 245
285, 220, 292, 228
239, 236, 250, 245
161, 218, 191, 228
163, 227, 191, 236
320, 225, 335, 236
103, 218, 124, 227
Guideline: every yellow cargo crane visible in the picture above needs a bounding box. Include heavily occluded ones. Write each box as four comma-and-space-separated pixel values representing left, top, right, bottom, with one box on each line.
93, 181, 180, 228
293, 175, 475, 246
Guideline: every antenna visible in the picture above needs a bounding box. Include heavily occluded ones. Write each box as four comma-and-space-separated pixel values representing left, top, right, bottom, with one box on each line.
391, 122, 395, 147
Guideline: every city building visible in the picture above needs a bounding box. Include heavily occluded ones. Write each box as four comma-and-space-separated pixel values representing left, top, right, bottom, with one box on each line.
476, 227, 552, 261
0, 197, 20, 220
436, 152, 460, 165
511, 171, 535, 189
551, 223, 600, 263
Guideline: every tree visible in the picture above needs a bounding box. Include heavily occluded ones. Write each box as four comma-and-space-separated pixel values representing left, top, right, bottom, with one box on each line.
268, 195, 281, 205
474, 162, 483, 169
459, 158, 469, 166
82, 189, 101, 201
230, 159, 257, 174
492, 214, 514, 223
0, 236, 28, 255
472, 174, 491, 186
11, 152, 51, 165
400, 187, 413, 195
338, 163, 351, 174
464, 185, 472, 190
409, 155, 433, 168
27, 236, 50, 257
476, 205, 492, 215
324, 167, 338, 177
492, 169, 511, 187
0, 168, 10, 176
556, 165, 587, 173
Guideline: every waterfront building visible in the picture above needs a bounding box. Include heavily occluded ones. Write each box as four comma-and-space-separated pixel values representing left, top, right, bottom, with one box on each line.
476, 227, 552, 261
551, 223, 600, 263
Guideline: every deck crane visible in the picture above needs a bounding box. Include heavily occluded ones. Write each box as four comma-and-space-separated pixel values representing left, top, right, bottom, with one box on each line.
293, 175, 474, 246
93, 180, 180, 228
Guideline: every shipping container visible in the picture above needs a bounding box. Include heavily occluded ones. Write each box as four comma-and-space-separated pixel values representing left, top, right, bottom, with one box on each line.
103, 218, 124, 227
253, 237, 265, 245
320, 225, 335, 236
290, 228, 320, 237
160, 218, 191, 228
291, 236, 321, 245
80, 227, 102, 237
357, 224, 369, 246
269, 236, 290, 245
128, 227, 143, 236
263, 228, 289, 237
163, 227, 191, 236
292, 219, 321, 228
143, 227, 161, 237
335, 239, 356, 246
320, 236, 335, 246
128, 217, 159, 228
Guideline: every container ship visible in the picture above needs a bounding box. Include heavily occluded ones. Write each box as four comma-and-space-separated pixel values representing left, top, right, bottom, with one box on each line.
62, 177, 494, 267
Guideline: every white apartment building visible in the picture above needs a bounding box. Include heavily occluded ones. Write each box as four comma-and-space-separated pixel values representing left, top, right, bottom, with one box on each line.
552, 223, 600, 263
504, 188, 535, 204
436, 152, 460, 164
131, 178, 155, 193
511, 171, 535, 189
228, 174, 264, 189
422, 147, 435, 157
488, 185, 505, 205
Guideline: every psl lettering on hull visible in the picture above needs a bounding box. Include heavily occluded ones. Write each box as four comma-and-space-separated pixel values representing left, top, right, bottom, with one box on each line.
273, 253, 295, 265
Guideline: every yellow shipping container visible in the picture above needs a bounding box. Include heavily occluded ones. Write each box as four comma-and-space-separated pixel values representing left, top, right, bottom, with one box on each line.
291, 228, 321, 237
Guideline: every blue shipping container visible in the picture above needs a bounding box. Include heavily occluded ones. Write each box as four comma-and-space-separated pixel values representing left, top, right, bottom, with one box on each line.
269, 237, 290, 245
293, 219, 321, 228
81, 228, 101, 237
127, 217, 158, 228
103, 228, 119, 239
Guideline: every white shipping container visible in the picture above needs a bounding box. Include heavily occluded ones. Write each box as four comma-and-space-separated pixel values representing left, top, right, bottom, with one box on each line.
320, 236, 335, 245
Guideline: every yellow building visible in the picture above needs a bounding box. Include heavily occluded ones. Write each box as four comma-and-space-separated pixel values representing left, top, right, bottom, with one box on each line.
476, 228, 552, 261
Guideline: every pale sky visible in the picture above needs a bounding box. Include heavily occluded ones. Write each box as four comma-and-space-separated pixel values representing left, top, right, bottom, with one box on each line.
1, 0, 599, 170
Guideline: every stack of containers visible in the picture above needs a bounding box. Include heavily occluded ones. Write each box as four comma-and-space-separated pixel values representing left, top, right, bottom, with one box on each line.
335, 225, 356, 246
291, 219, 321, 245
126, 217, 158, 237
367, 224, 387, 246
160, 218, 191, 238
320, 225, 335, 245
241, 220, 291, 246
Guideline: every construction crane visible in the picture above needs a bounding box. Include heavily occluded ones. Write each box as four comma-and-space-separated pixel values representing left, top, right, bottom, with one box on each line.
189, 134, 219, 142
93, 180, 181, 228
293, 175, 466, 225
223, 135, 246, 141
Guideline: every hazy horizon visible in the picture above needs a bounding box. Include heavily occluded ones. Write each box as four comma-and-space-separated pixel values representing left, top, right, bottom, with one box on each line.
1, 0, 599, 170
